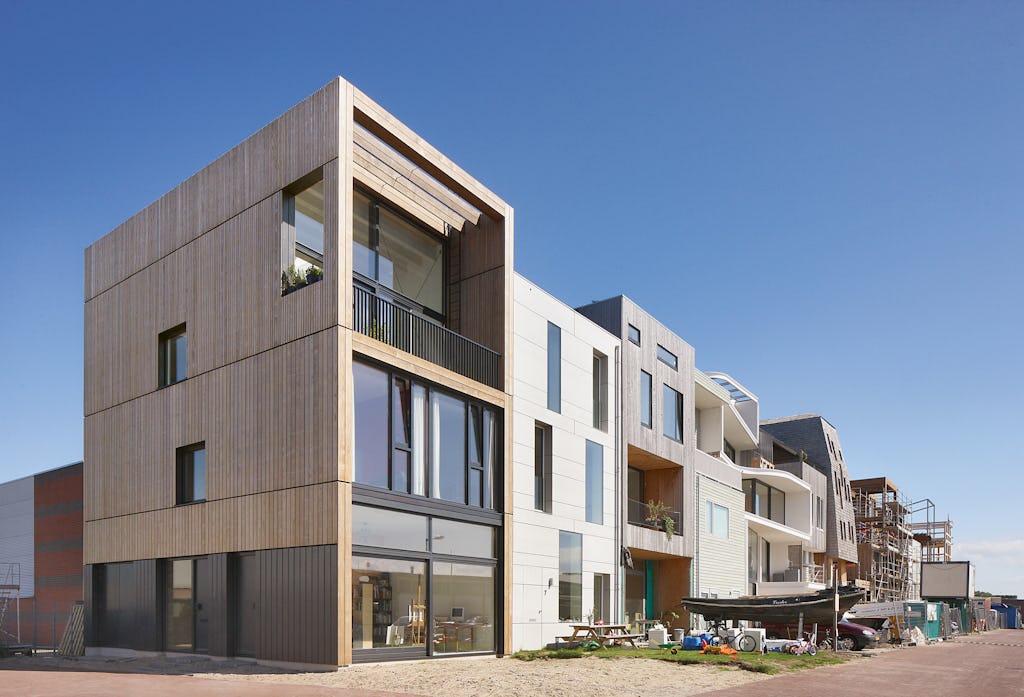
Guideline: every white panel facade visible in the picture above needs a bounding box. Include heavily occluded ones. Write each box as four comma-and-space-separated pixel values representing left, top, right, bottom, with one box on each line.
695, 473, 746, 600
510, 274, 619, 651
0, 476, 34, 598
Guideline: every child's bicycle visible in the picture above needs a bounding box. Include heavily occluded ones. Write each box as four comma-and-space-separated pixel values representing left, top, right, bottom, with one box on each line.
785, 632, 817, 655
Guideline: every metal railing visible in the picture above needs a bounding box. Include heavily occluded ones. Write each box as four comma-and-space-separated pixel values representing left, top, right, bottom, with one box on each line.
626, 498, 683, 536
353, 285, 501, 389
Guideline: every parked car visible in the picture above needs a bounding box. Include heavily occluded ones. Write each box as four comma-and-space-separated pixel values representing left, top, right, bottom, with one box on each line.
762, 619, 879, 651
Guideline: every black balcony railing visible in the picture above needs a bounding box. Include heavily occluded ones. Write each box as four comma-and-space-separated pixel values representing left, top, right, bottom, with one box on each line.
626, 498, 682, 536
353, 285, 501, 389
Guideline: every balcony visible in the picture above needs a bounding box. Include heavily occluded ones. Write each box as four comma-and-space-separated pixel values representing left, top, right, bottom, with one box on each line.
626, 498, 683, 535
755, 564, 827, 597
353, 284, 500, 389
624, 497, 687, 558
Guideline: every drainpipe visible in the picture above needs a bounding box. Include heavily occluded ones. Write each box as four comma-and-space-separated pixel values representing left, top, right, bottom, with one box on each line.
614, 343, 622, 623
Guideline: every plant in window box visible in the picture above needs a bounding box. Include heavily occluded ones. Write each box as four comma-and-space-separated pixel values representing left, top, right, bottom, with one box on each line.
645, 499, 676, 541
281, 264, 308, 295
306, 266, 323, 284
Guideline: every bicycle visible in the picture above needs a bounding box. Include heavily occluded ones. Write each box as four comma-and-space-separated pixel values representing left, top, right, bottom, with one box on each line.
706, 619, 759, 652
786, 632, 817, 655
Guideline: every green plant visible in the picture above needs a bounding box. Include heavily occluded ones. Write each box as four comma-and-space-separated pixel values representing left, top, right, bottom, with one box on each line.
645, 500, 676, 540
306, 265, 323, 282
281, 264, 310, 294
660, 609, 679, 628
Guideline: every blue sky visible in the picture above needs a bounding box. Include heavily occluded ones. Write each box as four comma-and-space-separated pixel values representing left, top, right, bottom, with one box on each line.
2, 1, 1021, 594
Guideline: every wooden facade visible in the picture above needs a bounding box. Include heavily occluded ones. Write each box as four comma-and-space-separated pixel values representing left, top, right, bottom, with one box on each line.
84, 77, 513, 665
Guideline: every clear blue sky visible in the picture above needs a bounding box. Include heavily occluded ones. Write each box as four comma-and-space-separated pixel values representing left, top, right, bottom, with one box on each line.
2, 1, 1021, 594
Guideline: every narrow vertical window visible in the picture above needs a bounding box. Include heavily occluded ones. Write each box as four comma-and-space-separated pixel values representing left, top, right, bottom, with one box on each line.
534, 423, 552, 513
585, 440, 603, 524
547, 322, 561, 412
353, 362, 390, 489
640, 370, 652, 428
593, 573, 610, 623
175, 443, 206, 505
559, 530, 582, 622
158, 324, 187, 387
281, 171, 325, 293
663, 384, 683, 441
592, 351, 608, 431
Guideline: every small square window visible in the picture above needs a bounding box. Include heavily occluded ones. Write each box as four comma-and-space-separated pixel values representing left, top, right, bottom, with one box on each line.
176, 443, 206, 505
158, 324, 187, 387
627, 324, 641, 346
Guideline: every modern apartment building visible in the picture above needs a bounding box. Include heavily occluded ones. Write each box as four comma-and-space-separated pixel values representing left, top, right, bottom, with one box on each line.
83, 78, 513, 666
691, 371, 757, 604
575, 297, 695, 625
760, 415, 859, 585
510, 275, 618, 650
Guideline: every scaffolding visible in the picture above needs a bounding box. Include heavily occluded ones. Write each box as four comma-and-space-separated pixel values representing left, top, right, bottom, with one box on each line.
852, 478, 913, 603
0, 563, 21, 646
907, 498, 953, 563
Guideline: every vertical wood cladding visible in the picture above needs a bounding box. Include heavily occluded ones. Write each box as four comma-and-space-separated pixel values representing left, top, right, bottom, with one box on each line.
84, 80, 340, 302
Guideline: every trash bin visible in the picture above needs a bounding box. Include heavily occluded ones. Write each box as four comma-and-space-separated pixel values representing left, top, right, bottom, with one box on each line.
672, 628, 685, 643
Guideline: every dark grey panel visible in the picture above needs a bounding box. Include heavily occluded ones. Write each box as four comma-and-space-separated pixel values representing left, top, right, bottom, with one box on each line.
91, 559, 160, 650
257, 545, 337, 665
34, 461, 83, 484
207, 553, 229, 657
34, 500, 84, 518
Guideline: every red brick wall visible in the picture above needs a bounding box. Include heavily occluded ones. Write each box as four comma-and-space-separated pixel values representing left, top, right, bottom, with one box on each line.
31, 463, 83, 647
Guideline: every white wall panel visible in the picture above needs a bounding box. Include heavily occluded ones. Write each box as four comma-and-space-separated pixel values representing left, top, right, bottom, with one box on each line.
0, 477, 34, 598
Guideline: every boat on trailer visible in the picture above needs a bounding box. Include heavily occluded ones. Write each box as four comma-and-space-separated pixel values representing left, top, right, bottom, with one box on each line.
679, 586, 866, 624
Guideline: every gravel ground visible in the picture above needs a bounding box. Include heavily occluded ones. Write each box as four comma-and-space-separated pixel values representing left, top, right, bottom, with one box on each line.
2, 652, 771, 697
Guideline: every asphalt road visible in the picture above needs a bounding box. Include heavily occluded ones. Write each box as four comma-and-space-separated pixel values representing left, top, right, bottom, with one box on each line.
704, 629, 1024, 697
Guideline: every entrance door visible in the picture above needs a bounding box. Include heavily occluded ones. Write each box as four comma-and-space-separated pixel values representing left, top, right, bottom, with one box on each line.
234, 553, 258, 657
625, 567, 646, 621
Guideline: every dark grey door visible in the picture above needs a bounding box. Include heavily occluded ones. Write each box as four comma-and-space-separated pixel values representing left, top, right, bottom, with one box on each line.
234, 552, 258, 657
194, 557, 210, 653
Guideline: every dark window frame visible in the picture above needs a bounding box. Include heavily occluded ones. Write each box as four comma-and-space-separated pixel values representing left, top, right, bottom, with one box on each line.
627, 324, 641, 346
158, 324, 187, 388
742, 478, 786, 525
662, 384, 684, 442
534, 422, 552, 513
640, 370, 653, 428
175, 442, 206, 505
353, 356, 502, 511
656, 344, 678, 370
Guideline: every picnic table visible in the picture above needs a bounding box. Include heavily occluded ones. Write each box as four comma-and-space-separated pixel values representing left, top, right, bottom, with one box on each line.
557, 623, 643, 648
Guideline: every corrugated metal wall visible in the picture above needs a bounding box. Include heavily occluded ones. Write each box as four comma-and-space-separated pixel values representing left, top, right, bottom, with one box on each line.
0, 476, 34, 598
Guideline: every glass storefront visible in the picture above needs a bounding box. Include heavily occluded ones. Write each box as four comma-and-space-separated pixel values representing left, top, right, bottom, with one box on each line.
351, 505, 498, 658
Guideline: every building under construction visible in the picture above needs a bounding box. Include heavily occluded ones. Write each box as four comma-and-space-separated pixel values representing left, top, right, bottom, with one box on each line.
852, 477, 914, 602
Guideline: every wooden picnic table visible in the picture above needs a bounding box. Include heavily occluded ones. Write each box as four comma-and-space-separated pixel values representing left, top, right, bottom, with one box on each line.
557, 623, 643, 648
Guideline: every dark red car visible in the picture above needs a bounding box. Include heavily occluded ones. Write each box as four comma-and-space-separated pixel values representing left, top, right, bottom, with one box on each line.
762, 619, 879, 651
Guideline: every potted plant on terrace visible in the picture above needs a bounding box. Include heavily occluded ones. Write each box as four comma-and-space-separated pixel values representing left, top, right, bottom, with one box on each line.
645, 500, 676, 541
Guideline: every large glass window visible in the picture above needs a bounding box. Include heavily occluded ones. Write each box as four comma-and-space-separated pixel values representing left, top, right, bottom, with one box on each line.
352, 506, 428, 552
158, 324, 187, 387
585, 440, 603, 524
431, 518, 494, 558
559, 531, 582, 622
640, 371, 653, 428
534, 423, 552, 513
354, 362, 390, 489
743, 479, 786, 525
547, 322, 561, 413
351, 556, 427, 650
663, 384, 684, 442
354, 360, 499, 509
433, 563, 495, 654
353, 190, 444, 317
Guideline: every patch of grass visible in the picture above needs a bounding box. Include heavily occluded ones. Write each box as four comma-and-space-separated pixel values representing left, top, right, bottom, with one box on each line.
587, 646, 846, 674
511, 648, 584, 661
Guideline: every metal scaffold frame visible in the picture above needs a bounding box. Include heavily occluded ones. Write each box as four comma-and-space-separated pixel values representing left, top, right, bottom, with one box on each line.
907, 498, 953, 563
853, 480, 913, 603
0, 562, 22, 646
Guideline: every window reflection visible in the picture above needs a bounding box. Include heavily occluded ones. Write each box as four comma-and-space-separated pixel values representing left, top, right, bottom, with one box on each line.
351, 556, 427, 650
432, 563, 494, 654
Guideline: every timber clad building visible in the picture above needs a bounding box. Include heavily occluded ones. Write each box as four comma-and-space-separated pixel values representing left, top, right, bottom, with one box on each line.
83, 77, 512, 666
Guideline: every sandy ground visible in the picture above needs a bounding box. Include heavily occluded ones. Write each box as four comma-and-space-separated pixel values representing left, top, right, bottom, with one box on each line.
3, 653, 771, 697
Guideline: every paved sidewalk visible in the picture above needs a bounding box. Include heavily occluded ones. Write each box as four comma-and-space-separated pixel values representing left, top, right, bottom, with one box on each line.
703, 629, 1024, 697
